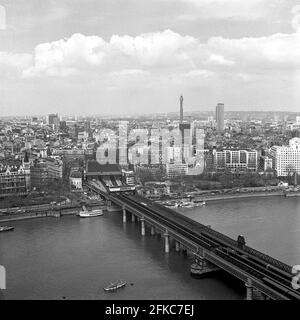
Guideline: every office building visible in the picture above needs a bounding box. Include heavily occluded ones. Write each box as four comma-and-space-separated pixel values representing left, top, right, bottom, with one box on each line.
269, 137, 300, 176
214, 149, 258, 172
216, 103, 224, 131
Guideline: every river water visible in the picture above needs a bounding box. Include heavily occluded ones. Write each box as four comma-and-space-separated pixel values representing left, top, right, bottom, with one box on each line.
0, 196, 299, 300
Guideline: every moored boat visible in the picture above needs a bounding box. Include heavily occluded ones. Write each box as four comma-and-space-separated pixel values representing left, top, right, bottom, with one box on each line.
79, 209, 104, 218
0, 226, 14, 232
194, 200, 206, 206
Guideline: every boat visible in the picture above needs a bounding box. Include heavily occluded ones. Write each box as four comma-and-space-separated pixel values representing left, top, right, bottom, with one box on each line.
79, 209, 104, 218
194, 200, 206, 206
103, 280, 127, 292
0, 226, 14, 232
165, 203, 178, 209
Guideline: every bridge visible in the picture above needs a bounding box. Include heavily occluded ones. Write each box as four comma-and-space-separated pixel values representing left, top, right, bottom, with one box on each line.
86, 180, 300, 300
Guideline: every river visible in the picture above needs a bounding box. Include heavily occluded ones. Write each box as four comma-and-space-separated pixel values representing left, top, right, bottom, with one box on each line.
0, 196, 299, 300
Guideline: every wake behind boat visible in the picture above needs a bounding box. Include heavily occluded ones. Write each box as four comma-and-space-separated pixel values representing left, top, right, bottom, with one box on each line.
0, 226, 14, 232
104, 280, 127, 292
79, 209, 104, 218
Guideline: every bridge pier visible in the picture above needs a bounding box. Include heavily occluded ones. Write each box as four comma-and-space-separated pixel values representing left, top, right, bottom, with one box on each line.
191, 252, 220, 278
245, 279, 253, 300
175, 241, 180, 252
164, 231, 170, 253
141, 218, 146, 236
252, 289, 266, 300
131, 213, 136, 223
122, 207, 127, 223
150, 226, 155, 236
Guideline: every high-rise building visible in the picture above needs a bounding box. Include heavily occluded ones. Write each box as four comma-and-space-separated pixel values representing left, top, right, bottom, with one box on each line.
84, 121, 91, 136
59, 121, 67, 130
47, 113, 59, 126
216, 103, 224, 131
180, 95, 183, 124
118, 121, 128, 165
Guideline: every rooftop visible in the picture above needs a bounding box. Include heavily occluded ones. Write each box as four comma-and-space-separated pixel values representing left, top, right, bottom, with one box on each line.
86, 160, 121, 176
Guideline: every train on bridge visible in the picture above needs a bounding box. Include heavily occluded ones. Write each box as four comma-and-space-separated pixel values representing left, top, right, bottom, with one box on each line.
83, 163, 300, 300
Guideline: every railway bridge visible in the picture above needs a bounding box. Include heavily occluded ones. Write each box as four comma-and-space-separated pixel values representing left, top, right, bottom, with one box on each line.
86, 180, 300, 300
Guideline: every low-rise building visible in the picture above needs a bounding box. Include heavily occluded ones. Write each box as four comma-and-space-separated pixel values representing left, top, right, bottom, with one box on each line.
69, 171, 82, 190
259, 156, 273, 171
166, 162, 188, 178
214, 149, 258, 172
0, 161, 30, 196
30, 157, 63, 189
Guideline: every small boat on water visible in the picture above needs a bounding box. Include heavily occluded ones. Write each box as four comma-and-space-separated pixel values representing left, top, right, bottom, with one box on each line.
165, 203, 178, 209
0, 226, 14, 232
194, 200, 206, 206
103, 280, 127, 292
79, 209, 104, 218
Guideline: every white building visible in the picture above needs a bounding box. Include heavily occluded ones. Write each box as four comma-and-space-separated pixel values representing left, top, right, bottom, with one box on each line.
166, 162, 188, 178
122, 169, 135, 185
166, 146, 182, 164
269, 138, 300, 177
214, 149, 258, 171
69, 171, 82, 190
259, 156, 273, 171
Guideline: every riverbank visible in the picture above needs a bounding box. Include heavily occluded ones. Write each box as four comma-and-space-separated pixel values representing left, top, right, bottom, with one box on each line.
0, 208, 78, 223
156, 190, 300, 206
196, 191, 286, 203
0, 204, 106, 223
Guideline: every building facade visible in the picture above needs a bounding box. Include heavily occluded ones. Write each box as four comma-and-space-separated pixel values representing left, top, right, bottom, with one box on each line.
214, 149, 258, 172
30, 158, 63, 189
0, 163, 30, 196
166, 162, 188, 178
216, 103, 224, 132
269, 138, 300, 177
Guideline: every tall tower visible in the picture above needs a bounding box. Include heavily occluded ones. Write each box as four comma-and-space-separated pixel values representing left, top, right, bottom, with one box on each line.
216, 103, 224, 132
180, 95, 183, 124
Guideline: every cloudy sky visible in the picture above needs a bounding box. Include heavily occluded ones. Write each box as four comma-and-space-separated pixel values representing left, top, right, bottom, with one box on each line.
0, 0, 300, 116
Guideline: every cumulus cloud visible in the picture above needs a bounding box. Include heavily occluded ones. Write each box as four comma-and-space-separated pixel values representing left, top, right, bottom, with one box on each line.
21, 30, 198, 78
22, 33, 108, 78
205, 54, 235, 66
1, 23, 300, 86
207, 33, 300, 69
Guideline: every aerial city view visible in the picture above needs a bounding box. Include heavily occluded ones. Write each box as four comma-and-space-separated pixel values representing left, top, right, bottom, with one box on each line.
1, 0, 300, 304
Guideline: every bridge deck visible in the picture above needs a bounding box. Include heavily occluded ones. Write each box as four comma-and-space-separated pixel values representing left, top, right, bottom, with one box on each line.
86, 181, 300, 300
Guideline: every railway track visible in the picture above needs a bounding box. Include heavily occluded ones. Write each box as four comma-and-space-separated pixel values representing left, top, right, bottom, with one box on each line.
113, 193, 300, 300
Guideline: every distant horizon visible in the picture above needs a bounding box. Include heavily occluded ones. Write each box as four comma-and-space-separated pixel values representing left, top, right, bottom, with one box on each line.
0, 108, 299, 119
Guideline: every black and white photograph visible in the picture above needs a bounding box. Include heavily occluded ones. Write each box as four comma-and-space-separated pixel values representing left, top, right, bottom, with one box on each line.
0, 0, 300, 306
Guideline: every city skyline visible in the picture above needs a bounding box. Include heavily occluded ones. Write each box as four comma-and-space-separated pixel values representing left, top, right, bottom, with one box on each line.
2, 1, 300, 303
0, 0, 300, 116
